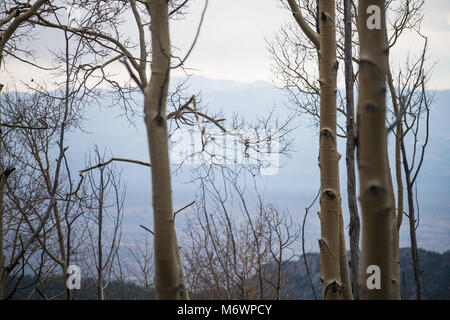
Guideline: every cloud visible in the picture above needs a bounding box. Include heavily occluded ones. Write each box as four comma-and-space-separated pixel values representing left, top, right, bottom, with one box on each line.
423, 0, 450, 30
3, 0, 449, 91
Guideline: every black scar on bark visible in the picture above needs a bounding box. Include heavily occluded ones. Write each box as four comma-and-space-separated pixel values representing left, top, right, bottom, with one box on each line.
365, 103, 377, 112
333, 60, 339, 71
321, 128, 333, 137
324, 189, 337, 199
359, 59, 378, 70
153, 114, 164, 127
368, 184, 384, 196
324, 280, 342, 297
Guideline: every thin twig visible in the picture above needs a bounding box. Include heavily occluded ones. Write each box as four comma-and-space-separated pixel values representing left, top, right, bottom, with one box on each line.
140, 225, 154, 235
174, 200, 195, 219
302, 188, 320, 300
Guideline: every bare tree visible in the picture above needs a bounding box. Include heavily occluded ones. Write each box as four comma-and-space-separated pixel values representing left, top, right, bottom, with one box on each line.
0, 0, 54, 299
0, 0, 50, 69
183, 166, 298, 300
389, 36, 432, 300
126, 237, 154, 299
343, 0, 360, 299
84, 147, 124, 300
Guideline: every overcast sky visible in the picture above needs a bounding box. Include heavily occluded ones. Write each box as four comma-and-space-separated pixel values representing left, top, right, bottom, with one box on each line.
170, 0, 450, 89
3, 0, 450, 90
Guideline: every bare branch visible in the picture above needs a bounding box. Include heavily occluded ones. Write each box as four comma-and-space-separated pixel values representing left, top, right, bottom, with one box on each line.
286, 0, 320, 49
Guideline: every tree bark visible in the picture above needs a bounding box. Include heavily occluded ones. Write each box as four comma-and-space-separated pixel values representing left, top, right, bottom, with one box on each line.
385, 143, 398, 299
0, 168, 6, 300
317, 0, 346, 300
339, 206, 353, 299
400, 137, 422, 300
0, 84, 6, 299
356, 0, 393, 299
387, 70, 402, 300
284, 4, 352, 299
147, 0, 185, 300
343, 0, 360, 300
98, 168, 104, 300
175, 234, 189, 299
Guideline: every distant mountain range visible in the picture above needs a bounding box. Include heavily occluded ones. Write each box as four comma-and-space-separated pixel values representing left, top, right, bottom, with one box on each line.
63, 78, 450, 254
5, 78, 448, 300
9, 248, 449, 300
283, 248, 450, 300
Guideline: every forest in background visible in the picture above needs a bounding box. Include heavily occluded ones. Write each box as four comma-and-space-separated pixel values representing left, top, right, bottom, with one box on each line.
7, 249, 450, 300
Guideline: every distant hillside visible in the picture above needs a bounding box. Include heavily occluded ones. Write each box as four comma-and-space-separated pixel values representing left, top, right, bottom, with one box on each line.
8, 277, 153, 300
62, 85, 450, 253
9, 248, 449, 300
284, 248, 450, 300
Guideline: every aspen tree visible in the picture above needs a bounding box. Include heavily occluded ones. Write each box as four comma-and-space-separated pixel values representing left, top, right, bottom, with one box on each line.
31, 0, 211, 300
286, 0, 352, 299
356, 0, 393, 299
147, 0, 186, 299
343, 0, 360, 299
317, 0, 349, 300
276, 0, 428, 300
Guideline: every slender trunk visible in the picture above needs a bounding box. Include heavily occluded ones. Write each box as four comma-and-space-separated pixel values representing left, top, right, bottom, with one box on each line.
0, 172, 6, 300
343, 0, 360, 300
51, 202, 68, 299
318, 0, 343, 300
392, 127, 402, 300
356, 0, 393, 299
400, 138, 422, 300
385, 145, 397, 298
59, 30, 71, 300
276, 258, 282, 300
339, 203, 353, 299
0, 90, 5, 299
276, 246, 283, 300
387, 70, 402, 299
98, 168, 104, 300
147, 0, 185, 299
65, 202, 73, 300
174, 234, 189, 299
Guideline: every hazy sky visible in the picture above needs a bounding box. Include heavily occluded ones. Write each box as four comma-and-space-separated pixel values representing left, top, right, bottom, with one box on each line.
3, 0, 450, 90
170, 0, 450, 89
